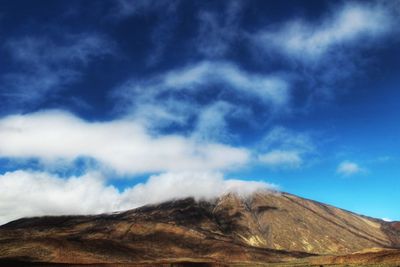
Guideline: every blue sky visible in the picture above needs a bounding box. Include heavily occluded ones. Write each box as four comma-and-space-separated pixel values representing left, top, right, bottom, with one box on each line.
0, 0, 399, 224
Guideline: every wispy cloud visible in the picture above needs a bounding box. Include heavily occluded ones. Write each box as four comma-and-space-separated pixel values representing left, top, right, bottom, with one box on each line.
250, 2, 396, 106
258, 127, 315, 169
255, 3, 392, 60
165, 61, 289, 105
114, 61, 289, 127
192, 101, 236, 142
111, 0, 180, 66
195, 1, 243, 58
112, 0, 179, 19
0, 170, 274, 225
1, 33, 114, 110
5, 34, 113, 66
259, 150, 302, 168
0, 110, 249, 175
337, 161, 364, 176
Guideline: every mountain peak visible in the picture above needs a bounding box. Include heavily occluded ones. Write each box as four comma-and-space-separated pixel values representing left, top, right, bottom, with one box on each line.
0, 191, 399, 265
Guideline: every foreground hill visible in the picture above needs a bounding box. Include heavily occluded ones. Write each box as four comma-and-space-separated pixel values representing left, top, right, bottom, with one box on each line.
0, 191, 399, 266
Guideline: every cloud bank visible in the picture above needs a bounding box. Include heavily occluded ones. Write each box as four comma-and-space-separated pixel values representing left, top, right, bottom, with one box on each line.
0, 170, 273, 225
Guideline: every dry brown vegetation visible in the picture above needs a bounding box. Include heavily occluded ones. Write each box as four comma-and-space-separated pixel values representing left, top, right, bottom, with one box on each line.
0, 192, 399, 266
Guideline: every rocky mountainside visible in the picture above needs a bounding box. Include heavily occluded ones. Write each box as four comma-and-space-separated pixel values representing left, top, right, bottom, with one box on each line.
0, 191, 399, 266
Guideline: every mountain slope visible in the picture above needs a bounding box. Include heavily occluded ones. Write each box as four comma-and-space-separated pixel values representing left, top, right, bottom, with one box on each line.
212, 192, 398, 254
0, 191, 399, 265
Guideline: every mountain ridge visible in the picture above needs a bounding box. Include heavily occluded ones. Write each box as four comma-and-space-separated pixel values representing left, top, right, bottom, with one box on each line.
1, 191, 399, 266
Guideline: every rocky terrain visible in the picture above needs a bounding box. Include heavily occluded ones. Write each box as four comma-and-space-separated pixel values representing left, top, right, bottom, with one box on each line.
0, 191, 399, 266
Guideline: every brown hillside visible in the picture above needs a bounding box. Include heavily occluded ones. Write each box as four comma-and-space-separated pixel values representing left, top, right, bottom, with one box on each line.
0, 191, 399, 265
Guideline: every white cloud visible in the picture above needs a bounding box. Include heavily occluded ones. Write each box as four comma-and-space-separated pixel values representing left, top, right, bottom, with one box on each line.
0, 171, 119, 225
0, 110, 249, 175
123, 171, 276, 206
337, 161, 364, 176
259, 150, 302, 168
0, 170, 274, 225
256, 3, 391, 60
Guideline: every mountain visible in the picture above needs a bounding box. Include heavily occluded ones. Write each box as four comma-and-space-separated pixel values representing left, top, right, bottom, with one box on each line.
0, 191, 399, 266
